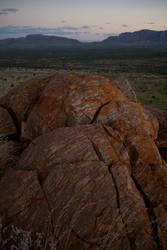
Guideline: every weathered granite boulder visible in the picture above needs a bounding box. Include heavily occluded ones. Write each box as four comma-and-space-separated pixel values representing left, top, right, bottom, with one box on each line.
146, 106, 167, 162
0, 72, 167, 249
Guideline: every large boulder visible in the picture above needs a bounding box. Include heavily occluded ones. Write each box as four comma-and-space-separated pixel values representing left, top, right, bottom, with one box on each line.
146, 106, 167, 162
0, 72, 167, 249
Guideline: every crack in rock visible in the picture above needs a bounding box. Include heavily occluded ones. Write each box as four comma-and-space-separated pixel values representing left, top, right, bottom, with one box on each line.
90, 100, 111, 124
90, 139, 105, 162
108, 164, 136, 250
131, 175, 162, 250
0, 105, 20, 141
36, 172, 55, 237
0, 134, 18, 142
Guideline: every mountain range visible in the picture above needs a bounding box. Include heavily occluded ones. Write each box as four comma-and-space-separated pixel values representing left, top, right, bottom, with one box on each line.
0, 34, 80, 47
102, 29, 167, 44
0, 29, 167, 47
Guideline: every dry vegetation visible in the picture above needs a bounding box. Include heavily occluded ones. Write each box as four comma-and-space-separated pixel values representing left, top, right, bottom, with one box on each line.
0, 68, 56, 98
0, 45, 167, 110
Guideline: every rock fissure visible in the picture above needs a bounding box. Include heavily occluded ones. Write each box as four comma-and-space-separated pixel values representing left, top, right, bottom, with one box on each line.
0, 134, 18, 142
158, 147, 167, 162
0, 105, 20, 141
108, 164, 136, 250
103, 125, 122, 143
90, 100, 111, 124
36, 172, 55, 236
82, 112, 92, 122
89, 139, 105, 162
103, 125, 123, 157
131, 175, 162, 250
108, 164, 120, 210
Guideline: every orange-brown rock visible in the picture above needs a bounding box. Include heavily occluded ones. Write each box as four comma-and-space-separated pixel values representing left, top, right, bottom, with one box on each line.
146, 106, 167, 162
0, 125, 159, 249
0, 72, 167, 249
114, 76, 137, 102
0, 107, 20, 178
146, 106, 167, 131
26, 72, 127, 138
0, 107, 17, 138
0, 74, 57, 125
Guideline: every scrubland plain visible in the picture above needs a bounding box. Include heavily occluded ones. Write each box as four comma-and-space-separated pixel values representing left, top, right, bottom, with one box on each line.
0, 45, 167, 110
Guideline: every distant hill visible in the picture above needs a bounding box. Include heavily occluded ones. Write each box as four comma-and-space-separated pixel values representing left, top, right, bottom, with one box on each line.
102, 29, 167, 44
0, 34, 81, 47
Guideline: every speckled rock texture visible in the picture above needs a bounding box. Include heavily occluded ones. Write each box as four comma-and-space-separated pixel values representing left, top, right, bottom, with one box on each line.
114, 76, 137, 103
0, 72, 167, 249
146, 106, 167, 162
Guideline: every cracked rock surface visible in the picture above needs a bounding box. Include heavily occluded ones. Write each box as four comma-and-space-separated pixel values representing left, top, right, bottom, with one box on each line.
145, 106, 167, 162
0, 72, 167, 249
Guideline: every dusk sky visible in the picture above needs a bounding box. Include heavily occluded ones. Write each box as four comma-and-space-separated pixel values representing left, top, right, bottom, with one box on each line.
0, 0, 167, 41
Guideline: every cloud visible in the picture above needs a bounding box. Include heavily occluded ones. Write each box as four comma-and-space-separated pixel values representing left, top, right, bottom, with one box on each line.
81, 25, 91, 29
146, 22, 155, 25
121, 24, 128, 27
75, 31, 89, 35
1, 8, 19, 12
0, 26, 92, 40
0, 8, 19, 15
0, 12, 8, 15
62, 26, 79, 30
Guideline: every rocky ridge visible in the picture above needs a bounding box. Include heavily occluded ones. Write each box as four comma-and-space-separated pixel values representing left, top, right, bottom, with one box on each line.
0, 72, 167, 249
102, 29, 167, 44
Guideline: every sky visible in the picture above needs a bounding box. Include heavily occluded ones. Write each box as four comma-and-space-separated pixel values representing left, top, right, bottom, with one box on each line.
0, 0, 167, 41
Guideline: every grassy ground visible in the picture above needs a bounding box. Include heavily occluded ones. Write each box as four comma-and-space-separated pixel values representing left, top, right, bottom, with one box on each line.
0, 45, 167, 110
0, 68, 55, 98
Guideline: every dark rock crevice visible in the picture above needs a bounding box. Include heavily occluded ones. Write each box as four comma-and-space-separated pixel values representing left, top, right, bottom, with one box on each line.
108, 164, 136, 250
158, 147, 167, 162
90, 100, 111, 124
103, 125, 115, 139
0, 134, 18, 142
36, 171, 55, 236
90, 139, 105, 162
108, 164, 120, 209
131, 175, 162, 250
0, 105, 20, 141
